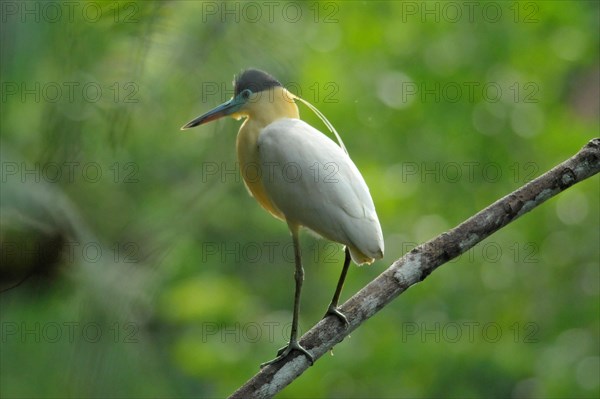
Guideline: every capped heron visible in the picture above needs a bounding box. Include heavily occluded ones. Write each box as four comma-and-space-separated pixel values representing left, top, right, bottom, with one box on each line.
182, 69, 384, 367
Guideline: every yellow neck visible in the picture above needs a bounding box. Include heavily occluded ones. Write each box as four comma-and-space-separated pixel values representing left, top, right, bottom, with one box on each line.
235, 87, 299, 220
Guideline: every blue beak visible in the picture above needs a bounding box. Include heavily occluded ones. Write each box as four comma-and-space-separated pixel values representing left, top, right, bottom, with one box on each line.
181, 96, 245, 130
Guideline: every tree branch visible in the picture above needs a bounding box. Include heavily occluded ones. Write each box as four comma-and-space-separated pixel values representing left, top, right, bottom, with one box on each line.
229, 138, 600, 399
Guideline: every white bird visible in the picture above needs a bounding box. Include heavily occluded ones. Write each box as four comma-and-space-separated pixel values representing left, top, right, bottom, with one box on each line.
182, 69, 384, 367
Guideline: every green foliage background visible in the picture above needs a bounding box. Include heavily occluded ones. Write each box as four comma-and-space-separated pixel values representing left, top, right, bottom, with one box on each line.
1, 1, 598, 398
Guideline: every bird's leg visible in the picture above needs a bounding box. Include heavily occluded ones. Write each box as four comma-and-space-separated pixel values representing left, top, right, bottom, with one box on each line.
260, 228, 314, 368
323, 247, 351, 327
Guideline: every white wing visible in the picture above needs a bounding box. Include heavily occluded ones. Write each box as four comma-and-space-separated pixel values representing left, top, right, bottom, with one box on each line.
257, 118, 384, 264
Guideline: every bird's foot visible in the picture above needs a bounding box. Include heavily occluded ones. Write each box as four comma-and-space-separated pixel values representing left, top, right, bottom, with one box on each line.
260, 339, 314, 368
323, 305, 349, 328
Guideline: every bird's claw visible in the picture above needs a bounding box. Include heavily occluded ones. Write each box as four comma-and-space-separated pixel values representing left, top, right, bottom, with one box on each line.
276, 345, 288, 357
323, 305, 349, 328
260, 340, 314, 368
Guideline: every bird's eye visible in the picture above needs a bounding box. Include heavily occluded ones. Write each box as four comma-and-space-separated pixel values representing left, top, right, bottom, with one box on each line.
241, 89, 252, 100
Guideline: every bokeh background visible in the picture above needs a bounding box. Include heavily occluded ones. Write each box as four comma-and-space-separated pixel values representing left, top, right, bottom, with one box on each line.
1, 1, 598, 398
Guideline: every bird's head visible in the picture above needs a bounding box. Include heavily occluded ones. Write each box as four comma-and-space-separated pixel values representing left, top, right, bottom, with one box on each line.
181, 69, 292, 129
181, 69, 344, 152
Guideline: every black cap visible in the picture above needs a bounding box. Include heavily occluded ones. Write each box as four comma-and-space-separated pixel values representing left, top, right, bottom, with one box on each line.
234, 69, 282, 96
